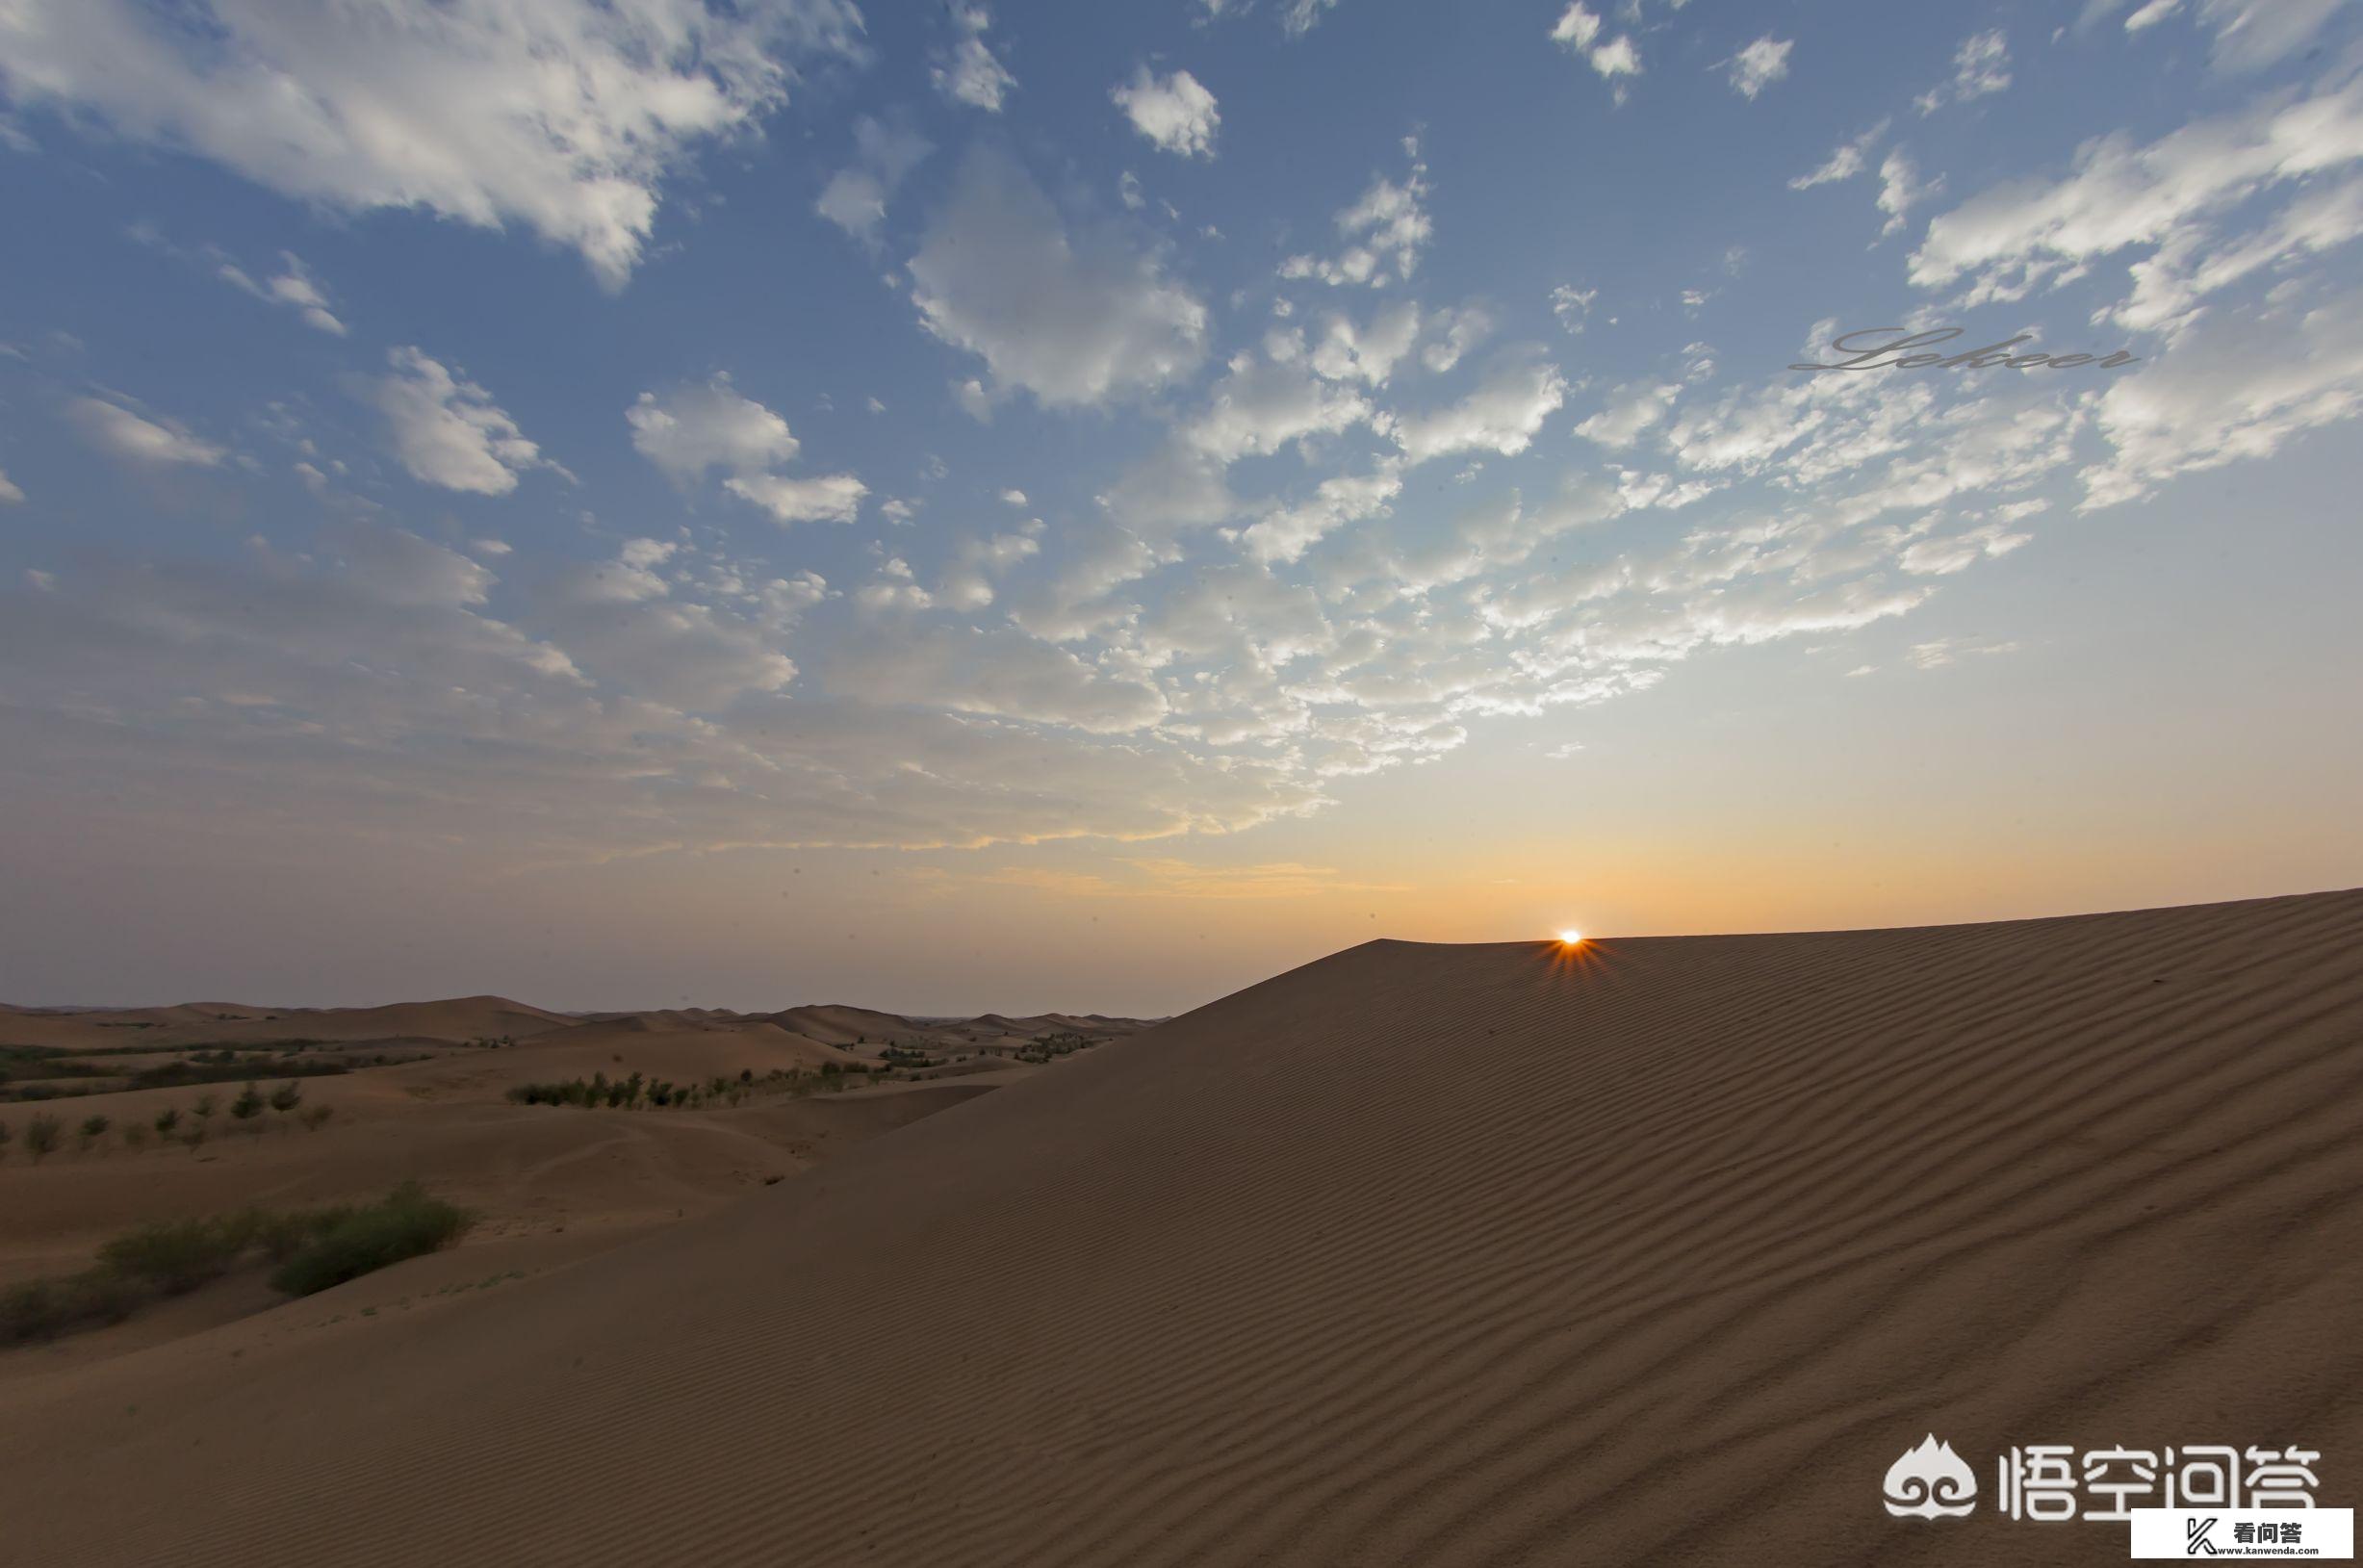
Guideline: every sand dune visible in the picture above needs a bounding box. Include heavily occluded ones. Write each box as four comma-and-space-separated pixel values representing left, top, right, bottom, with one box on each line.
3, 890, 2360, 1565
0, 994, 575, 1050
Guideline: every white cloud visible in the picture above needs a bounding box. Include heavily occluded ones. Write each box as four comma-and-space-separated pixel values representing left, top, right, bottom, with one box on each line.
1575, 382, 1680, 449
1112, 67, 1220, 159
1790, 119, 1888, 190
0, 468, 22, 504
218, 251, 346, 335
1725, 37, 1792, 100
628, 375, 863, 524
2082, 286, 2363, 509
909, 148, 1208, 408
629, 376, 800, 483
1915, 29, 2011, 116
0, 0, 862, 290
2114, 173, 2363, 335
65, 397, 226, 467
933, 3, 1015, 113
821, 623, 1168, 733
1910, 637, 2019, 669
1235, 463, 1400, 565
1552, 5, 1642, 98
1912, 70, 2363, 309
937, 526, 1042, 610
1306, 301, 1422, 385
1896, 519, 2032, 575
1550, 283, 1600, 332
1184, 351, 1373, 463
1392, 354, 1568, 465
2195, 0, 2346, 71
1421, 305, 1493, 373
815, 115, 932, 246
726, 472, 867, 525
356, 347, 555, 496
1280, 156, 1432, 288
1876, 148, 1939, 240
1278, 0, 1341, 38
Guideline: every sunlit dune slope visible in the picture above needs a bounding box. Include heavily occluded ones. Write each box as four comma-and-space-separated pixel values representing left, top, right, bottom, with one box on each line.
6, 889, 2361, 1567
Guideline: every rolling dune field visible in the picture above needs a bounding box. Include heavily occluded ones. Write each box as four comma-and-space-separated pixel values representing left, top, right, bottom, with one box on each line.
3, 889, 2359, 1565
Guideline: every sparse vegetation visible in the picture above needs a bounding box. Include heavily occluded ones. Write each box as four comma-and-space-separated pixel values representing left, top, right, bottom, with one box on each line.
300, 1104, 334, 1132
77, 1114, 112, 1152
3, 1184, 475, 1344
269, 1182, 474, 1298
24, 1113, 62, 1162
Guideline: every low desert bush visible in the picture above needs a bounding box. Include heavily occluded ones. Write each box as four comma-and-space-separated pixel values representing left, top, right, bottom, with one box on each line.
24, 1113, 62, 1162
4, 1183, 472, 1343
269, 1182, 474, 1298
96, 1217, 251, 1294
1, 1269, 142, 1343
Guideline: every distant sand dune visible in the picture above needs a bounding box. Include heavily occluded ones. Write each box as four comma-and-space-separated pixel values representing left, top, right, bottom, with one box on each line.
3, 890, 2359, 1565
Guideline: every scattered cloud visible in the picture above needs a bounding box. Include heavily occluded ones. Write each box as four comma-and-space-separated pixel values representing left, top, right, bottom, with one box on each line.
1724, 37, 1792, 100
355, 347, 558, 496
1552, 5, 1642, 100
933, 3, 1015, 114
629, 376, 865, 524
909, 148, 1208, 407
217, 251, 346, 335
0, 0, 864, 289
65, 396, 226, 467
815, 115, 933, 246
1113, 66, 1220, 159
1392, 353, 1568, 465
1791, 120, 1888, 191
1280, 152, 1432, 288
1915, 29, 2011, 116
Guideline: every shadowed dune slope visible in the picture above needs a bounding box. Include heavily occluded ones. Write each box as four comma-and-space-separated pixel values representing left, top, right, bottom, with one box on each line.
6, 890, 2362, 1566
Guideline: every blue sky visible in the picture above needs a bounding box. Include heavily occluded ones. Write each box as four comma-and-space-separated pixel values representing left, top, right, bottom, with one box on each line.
2, 0, 2359, 1012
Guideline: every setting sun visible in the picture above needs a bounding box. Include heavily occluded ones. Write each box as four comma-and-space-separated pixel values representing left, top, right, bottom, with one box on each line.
1558, 929, 1584, 945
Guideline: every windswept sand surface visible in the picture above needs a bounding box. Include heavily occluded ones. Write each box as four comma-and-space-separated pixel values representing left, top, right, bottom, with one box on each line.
5, 890, 2361, 1565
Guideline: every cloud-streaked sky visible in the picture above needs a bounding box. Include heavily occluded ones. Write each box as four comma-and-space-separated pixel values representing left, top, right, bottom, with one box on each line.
2, 0, 2359, 1015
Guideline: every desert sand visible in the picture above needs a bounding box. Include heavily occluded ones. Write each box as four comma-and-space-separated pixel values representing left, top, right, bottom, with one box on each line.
2, 888, 2359, 1565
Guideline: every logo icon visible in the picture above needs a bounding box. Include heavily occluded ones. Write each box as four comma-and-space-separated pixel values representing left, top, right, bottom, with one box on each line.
1884, 1434, 1979, 1519
2185, 1515, 2219, 1555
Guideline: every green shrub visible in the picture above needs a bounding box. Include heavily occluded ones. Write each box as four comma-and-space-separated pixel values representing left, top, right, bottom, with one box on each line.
153, 1107, 180, 1139
78, 1115, 111, 1152
96, 1217, 247, 1294
24, 1114, 62, 1162
269, 1183, 474, 1298
1, 1270, 142, 1343
268, 1083, 303, 1115
229, 1083, 264, 1122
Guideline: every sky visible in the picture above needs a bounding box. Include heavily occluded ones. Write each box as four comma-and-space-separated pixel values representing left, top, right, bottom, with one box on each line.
1, 0, 2360, 1016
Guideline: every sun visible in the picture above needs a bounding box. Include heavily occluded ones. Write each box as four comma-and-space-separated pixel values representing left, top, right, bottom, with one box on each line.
1557, 929, 1584, 945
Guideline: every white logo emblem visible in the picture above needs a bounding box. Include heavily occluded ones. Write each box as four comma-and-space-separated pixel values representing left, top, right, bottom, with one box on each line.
1884, 1434, 1979, 1519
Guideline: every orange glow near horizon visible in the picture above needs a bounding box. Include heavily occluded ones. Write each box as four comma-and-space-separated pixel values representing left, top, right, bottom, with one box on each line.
1557, 929, 1584, 945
